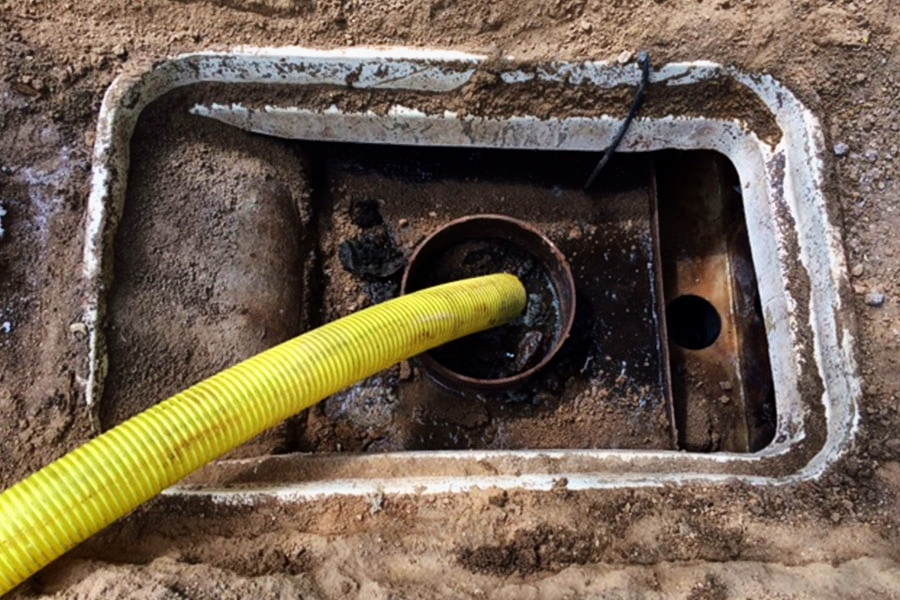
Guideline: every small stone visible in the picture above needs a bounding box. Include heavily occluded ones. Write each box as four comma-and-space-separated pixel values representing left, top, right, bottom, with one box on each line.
834, 143, 850, 156
69, 322, 88, 336
567, 226, 582, 240
718, 380, 733, 391
397, 218, 409, 228
399, 361, 413, 381
719, 395, 731, 405
369, 492, 384, 514
856, 72, 867, 83
851, 264, 864, 277
579, 20, 592, 32
428, 211, 437, 218
616, 50, 634, 64
830, 511, 841, 523
13, 79, 40, 97
0, 321, 10, 334
864, 292, 885, 307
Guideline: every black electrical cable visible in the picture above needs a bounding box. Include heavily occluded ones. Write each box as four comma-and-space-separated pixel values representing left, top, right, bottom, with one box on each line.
583, 51, 651, 191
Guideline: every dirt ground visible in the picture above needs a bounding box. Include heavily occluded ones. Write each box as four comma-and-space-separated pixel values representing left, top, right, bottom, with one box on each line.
1, 0, 900, 598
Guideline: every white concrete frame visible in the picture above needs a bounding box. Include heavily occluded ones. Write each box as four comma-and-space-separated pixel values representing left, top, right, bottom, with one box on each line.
82, 48, 860, 502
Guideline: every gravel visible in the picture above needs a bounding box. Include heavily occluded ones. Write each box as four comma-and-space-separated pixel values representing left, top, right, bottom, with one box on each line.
834, 142, 850, 156
864, 292, 886, 307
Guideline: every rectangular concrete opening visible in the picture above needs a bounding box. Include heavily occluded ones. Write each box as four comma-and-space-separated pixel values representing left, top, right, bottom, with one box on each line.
82, 50, 860, 495
102, 93, 775, 456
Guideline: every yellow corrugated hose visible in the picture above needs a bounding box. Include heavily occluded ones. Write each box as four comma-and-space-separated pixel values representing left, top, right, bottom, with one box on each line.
0, 274, 526, 595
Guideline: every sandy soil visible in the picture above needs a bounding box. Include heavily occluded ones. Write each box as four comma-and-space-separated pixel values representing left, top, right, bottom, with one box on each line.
1, 0, 899, 597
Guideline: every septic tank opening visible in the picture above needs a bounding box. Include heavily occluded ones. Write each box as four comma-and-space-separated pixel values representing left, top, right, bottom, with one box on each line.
104, 87, 776, 455
85, 54, 860, 492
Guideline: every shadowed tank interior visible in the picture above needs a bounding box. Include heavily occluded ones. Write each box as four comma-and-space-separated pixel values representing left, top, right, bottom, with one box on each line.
103, 97, 774, 456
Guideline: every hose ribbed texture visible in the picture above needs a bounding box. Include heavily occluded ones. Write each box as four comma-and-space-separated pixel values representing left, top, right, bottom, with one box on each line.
0, 274, 526, 595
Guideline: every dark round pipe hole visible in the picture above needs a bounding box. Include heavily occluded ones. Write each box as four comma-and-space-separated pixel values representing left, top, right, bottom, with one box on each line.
401, 214, 576, 391
666, 295, 722, 350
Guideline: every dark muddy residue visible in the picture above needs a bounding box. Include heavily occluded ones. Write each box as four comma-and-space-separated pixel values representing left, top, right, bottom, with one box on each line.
338, 199, 406, 279
411, 237, 560, 379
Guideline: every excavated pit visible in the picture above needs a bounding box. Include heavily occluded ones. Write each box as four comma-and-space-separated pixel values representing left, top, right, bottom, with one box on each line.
81, 50, 860, 497
101, 88, 773, 457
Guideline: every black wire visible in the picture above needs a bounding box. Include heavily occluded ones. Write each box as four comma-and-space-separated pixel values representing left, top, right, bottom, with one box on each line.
583, 51, 651, 191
